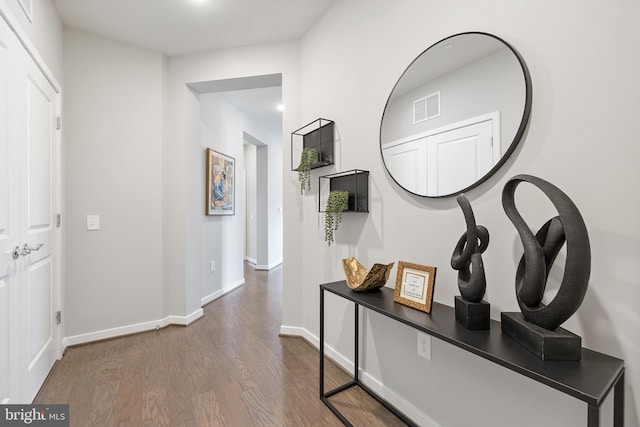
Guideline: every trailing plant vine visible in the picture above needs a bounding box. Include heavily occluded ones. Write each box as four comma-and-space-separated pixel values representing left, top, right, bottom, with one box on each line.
324, 190, 349, 246
296, 147, 317, 194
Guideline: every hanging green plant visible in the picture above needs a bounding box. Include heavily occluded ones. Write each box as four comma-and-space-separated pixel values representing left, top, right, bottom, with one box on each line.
324, 190, 349, 246
296, 147, 317, 194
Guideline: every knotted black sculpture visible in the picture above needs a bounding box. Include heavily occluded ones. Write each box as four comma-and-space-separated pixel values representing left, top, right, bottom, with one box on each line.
501, 174, 590, 360
451, 194, 491, 330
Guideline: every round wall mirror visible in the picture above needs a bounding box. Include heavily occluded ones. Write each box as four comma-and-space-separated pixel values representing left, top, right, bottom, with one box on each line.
380, 32, 532, 197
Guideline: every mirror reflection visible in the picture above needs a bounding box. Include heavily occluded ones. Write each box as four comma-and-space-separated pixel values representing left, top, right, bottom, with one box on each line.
380, 32, 531, 197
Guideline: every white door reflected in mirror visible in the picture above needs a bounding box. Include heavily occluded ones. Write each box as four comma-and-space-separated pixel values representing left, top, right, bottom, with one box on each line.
383, 112, 499, 197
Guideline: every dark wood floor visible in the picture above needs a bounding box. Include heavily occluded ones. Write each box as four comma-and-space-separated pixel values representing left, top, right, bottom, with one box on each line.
35, 263, 406, 426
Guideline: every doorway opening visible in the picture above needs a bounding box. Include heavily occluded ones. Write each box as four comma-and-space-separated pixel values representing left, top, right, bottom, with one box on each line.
244, 132, 269, 268
187, 74, 283, 305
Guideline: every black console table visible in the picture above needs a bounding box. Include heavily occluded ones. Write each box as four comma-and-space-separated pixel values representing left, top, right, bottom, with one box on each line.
319, 281, 625, 427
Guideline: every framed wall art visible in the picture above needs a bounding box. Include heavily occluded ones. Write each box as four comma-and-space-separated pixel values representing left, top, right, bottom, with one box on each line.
393, 261, 437, 313
206, 148, 235, 215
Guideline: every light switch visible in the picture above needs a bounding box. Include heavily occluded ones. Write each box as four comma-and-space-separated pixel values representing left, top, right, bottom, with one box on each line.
86, 215, 100, 231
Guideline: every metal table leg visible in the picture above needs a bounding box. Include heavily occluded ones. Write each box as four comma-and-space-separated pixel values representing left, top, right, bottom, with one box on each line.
614, 370, 625, 427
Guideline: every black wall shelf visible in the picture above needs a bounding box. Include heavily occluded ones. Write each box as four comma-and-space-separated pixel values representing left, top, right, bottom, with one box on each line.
320, 281, 625, 427
291, 118, 335, 171
319, 169, 369, 213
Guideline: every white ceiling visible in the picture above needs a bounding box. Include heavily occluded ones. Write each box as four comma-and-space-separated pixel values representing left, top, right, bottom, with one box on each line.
218, 84, 284, 130
53, 0, 335, 130
189, 74, 284, 127
53, 0, 336, 57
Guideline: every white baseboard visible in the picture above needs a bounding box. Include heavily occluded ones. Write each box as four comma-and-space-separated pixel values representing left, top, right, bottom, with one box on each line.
62, 308, 205, 350
360, 371, 442, 427
279, 325, 312, 339
246, 258, 282, 271
201, 278, 245, 306
62, 277, 246, 351
283, 327, 355, 372
167, 308, 203, 326
279, 325, 440, 427
255, 260, 282, 271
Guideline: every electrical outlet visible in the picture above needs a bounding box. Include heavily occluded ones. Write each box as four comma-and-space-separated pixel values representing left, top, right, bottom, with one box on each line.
417, 331, 431, 360
210, 261, 216, 272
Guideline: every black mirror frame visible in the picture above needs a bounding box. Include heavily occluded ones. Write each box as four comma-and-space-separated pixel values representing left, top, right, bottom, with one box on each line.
379, 31, 533, 198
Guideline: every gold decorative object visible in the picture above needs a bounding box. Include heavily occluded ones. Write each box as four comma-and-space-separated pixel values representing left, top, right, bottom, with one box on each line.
342, 257, 395, 292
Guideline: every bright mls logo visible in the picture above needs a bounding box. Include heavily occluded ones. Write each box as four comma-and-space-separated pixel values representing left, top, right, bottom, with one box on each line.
1, 405, 69, 426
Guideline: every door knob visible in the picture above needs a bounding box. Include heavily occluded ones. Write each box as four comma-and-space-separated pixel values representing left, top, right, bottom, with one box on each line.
11, 243, 44, 259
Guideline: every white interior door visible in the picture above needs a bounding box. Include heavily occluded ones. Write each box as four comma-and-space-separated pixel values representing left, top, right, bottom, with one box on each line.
426, 119, 495, 196
0, 16, 17, 405
383, 112, 500, 196
18, 43, 58, 403
382, 137, 427, 194
1, 14, 61, 404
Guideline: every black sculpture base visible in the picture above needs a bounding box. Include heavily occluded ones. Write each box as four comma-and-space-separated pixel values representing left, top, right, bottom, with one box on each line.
501, 312, 582, 361
455, 296, 490, 330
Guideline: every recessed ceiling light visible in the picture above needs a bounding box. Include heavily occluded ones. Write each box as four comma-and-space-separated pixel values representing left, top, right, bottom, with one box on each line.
276, 104, 285, 111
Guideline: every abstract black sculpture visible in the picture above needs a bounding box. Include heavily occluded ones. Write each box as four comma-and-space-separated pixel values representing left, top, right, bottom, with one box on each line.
451, 194, 490, 330
501, 174, 590, 360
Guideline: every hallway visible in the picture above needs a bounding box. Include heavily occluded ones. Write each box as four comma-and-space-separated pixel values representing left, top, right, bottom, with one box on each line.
34, 264, 405, 426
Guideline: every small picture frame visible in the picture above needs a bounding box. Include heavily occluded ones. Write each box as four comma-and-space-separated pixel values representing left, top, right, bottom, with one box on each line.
206, 148, 235, 215
393, 261, 437, 313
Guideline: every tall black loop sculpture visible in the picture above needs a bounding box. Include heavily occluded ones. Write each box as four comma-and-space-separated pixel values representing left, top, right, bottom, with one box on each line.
502, 175, 590, 329
451, 194, 490, 329
451, 194, 489, 302
501, 174, 590, 360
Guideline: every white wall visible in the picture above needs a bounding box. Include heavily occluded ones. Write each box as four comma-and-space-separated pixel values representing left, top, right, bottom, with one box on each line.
63, 28, 164, 338
255, 142, 269, 269
285, 0, 640, 426
244, 142, 258, 264
264, 129, 284, 270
